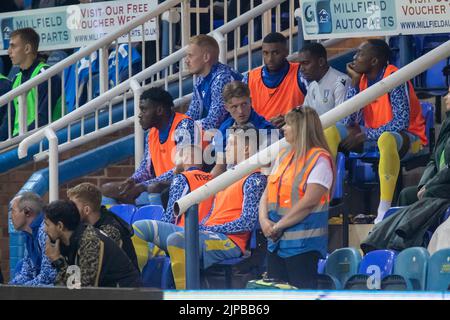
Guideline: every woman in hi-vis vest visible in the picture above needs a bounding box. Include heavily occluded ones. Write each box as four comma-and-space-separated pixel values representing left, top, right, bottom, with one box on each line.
259, 106, 335, 289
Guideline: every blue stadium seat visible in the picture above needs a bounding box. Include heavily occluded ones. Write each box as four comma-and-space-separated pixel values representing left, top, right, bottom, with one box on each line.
109, 204, 137, 225
318, 247, 361, 290
420, 34, 450, 93
426, 249, 450, 291
325, 248, 362, 289
344, 250, 397, 290
359, 250, 397, 277
424, 59, 449, 92
46, 50, 69, 67
415, 34, 450, 123
382, 247, 429, 291
388, 36, 419, 85
141, 255, 174, 289
388, 36, 401, 68
131, 205, 164, 224
330, 49, 356, 74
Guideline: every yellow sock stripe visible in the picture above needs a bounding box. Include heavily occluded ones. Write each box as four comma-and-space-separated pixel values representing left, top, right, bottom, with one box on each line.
132, 235, 150, 271
167, 245, 186, 290
205, 239, 237, 251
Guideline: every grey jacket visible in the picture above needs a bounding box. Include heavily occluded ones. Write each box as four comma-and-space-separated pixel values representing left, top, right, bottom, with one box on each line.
361, 198, 450, 254
419, 111, 450, 199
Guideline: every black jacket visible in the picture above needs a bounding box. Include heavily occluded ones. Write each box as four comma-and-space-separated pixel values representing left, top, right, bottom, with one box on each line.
419, 111, 450, 199
361, 198, 450, 254
95, 206, 139, 270
0, 76, 12, 141
57, 224, 141, 288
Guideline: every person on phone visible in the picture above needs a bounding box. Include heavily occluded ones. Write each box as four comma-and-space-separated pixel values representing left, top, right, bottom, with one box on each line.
259, 107, 334, 289
399, 85, 450, 205
324, 39, 427, 223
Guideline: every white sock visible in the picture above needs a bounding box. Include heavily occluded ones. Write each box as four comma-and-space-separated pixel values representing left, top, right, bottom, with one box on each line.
375, 200, 392, 224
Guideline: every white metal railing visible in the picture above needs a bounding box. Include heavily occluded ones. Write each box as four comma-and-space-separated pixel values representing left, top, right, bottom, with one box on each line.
0, 0, 183, 150
18, 0, 297, 199
175, 40, 450, 214
4, 0, 299, 152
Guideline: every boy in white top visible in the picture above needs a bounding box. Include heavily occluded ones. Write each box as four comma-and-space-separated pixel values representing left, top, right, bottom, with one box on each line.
299, 42, 350, 115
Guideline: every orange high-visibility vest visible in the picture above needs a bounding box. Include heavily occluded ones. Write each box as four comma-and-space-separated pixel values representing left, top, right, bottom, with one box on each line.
247, 62, 305, 121
360, 64, 427, 145
148, 112, 190, 177
203, 175, 252, 253
267, 147, 332, 258
177, 169, 213, 227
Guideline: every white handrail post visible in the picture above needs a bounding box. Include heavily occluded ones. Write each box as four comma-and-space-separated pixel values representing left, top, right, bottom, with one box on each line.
262, 0, 272, 37
18, 94, 27, 135
212, 32, 227, 64
99, 45, 109, 95
181, 0, 191, 47
45, 127, 59, 202
130, 79, 144, 170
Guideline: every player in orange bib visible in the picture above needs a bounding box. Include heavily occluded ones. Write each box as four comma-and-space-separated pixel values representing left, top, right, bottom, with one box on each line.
324, 39, 427, 223
133, 124, 267, 289
101, 87, 196, 206
245, 32, 307, 128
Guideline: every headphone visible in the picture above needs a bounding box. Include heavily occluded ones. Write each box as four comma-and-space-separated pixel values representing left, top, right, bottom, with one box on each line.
22, 206, 32, 217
